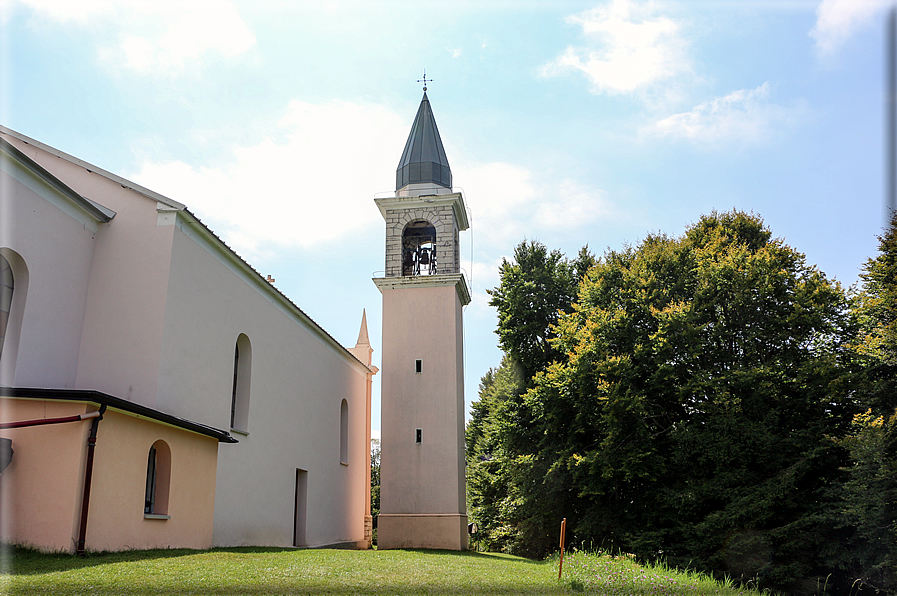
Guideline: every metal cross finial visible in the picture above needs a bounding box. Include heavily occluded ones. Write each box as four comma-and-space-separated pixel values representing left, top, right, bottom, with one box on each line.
417, 70, 432, 91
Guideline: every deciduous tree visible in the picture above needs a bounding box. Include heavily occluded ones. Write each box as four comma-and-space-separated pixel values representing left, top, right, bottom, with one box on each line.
471, 211, 855, 593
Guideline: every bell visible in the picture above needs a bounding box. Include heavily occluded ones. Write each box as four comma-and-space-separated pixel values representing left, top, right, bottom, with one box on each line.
419, 249, 430, 265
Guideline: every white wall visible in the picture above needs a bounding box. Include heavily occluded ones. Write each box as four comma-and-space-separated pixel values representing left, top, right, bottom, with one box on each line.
0, 151, 98, 388
158, 220, 371, 547
2, 131, 371, 550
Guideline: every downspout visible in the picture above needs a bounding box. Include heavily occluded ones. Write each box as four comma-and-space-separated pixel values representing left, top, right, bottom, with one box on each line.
76, 404, 105, 557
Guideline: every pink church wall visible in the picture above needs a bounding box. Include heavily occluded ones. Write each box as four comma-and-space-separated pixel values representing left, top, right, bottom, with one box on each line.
0, 132, 176, 409
87, 410, 218, 551
379, 283, 466, 517
0, 400, 90, 552
70, 180, 175, 410
0, 399, 219, 553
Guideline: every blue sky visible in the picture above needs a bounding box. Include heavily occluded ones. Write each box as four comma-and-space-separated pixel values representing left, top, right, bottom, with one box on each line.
1, 0, 889, 437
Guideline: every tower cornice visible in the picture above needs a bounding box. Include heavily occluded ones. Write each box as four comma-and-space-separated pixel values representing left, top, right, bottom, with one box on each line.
372, 273, 471, 306
374, 192, 469, 231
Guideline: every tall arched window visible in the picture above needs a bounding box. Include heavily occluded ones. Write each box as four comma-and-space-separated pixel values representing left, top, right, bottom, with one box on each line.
340, 399, 349, 465
145, 440, 171, 517
0, 249, 27, 386
0, 254, 13, 360
231, 334, 252, 432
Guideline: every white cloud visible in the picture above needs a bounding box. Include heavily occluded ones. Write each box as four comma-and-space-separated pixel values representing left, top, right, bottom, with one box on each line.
646, 83, 806, 145
540, 0, 689, 95
128, 100, 613, 265
810, 0, 889, 57
457, 161, 611, 254
129, 100, 408, 255
17, 0, 255, 74
15, 0, 115, 23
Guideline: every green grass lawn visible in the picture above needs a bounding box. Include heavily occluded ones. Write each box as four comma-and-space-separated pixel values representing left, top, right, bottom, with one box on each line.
1, 546, 767, 595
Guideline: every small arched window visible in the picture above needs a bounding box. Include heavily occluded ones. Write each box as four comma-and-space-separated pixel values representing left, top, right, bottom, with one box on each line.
340, 399, 349, 465
0, 254, 13, 360
145, 440, 171, 517
231, 334, 252, 432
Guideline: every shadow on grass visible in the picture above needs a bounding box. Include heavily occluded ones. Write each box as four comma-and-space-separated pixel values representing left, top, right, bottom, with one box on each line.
384, 548, 545, 564
8, 586, 571, 595
4, 544, 298, 576
4, 544, 547, 574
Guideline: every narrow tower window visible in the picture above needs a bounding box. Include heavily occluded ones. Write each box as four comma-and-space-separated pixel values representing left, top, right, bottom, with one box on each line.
230, 334, 252, 432
415, 428, 422, 444
340, 399, 349, 465
415, 359, 422, 374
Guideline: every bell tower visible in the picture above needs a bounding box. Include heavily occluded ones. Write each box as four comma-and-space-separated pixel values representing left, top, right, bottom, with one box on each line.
374, 86, 469, 550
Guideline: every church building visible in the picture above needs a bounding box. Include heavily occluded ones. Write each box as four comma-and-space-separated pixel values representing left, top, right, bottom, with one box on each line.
0, 85, 467, 554
0, 125, 375, 553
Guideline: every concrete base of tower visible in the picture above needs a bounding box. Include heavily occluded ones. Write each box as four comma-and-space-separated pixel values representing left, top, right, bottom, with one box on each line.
377, 513, 469, 551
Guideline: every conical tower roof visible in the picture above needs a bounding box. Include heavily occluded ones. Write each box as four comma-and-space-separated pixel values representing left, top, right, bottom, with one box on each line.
396, 91, 452, 191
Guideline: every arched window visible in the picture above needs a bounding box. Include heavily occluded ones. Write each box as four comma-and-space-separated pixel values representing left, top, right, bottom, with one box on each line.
0, 254, 12, 360
230, 334, 252, 432
340, 399, 349, 465
145, 440, 171, 517
402, 220, 437, 276
0, 249, 27, 386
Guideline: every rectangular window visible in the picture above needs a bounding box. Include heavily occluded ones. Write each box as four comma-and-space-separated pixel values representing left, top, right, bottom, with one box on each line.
415, 359, 422, 374
415, 428, 422, 444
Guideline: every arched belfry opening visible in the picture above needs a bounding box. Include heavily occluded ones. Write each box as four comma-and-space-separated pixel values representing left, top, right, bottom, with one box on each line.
402, 220, 437, 276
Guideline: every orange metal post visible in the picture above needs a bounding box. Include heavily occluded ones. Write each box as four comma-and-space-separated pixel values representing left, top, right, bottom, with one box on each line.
558, 518, 567, 579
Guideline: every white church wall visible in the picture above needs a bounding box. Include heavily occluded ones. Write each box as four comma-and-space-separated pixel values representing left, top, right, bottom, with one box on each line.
1, 128, 371, 551
0, 152, 98, 388
157, 220, 370, 548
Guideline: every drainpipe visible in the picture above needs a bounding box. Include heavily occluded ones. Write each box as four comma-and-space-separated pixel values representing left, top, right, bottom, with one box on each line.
76, 404, 105, 557
0, 410, 101, 429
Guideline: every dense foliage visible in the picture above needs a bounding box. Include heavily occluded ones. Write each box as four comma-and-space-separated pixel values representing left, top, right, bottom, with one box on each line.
823, 209, 897, 592
468, 211, 896, 594
487, 241, 595, 383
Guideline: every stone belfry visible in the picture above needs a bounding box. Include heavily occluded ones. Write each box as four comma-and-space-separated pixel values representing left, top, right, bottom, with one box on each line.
373, 84, 469, 550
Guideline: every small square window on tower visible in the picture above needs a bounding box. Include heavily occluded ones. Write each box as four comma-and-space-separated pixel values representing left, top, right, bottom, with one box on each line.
415, 428, 422, 444
415, 359, 422, 374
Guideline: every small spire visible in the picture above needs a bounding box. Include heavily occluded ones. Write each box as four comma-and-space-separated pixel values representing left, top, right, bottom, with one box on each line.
355, 309, 371, 348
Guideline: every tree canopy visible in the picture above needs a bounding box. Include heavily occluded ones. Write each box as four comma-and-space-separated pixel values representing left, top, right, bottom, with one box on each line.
467, 211, 877, 594
487, 241, 594, 383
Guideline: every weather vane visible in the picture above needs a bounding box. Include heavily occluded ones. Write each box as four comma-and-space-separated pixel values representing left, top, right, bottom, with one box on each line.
417, 70, 432, 91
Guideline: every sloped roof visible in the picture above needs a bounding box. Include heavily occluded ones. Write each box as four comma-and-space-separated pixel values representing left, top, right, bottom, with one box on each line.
0, 386, 238, 443
396, 91, 452, 191
0, 126, 373, 374
0, 137, 115, 223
